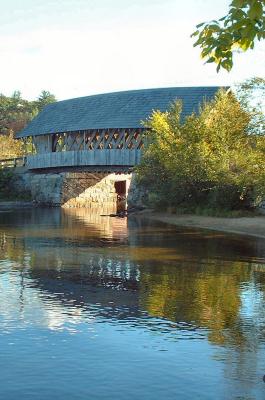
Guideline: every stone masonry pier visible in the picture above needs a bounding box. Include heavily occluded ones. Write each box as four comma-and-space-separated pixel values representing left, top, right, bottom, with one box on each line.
12, 168, 132, 207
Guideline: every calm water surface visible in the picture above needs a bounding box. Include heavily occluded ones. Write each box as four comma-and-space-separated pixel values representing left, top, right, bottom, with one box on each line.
0, 208, 265, 400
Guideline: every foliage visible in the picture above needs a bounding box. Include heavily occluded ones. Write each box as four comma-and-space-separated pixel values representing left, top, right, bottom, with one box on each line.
234, 76, 265, 134
0, 168, 31, 200
0, 168, 14, 198
0, 132, 25, 159
0, 91, 37, 137
137, 88, 265, 212
35, 90, 56, 112
0, 90, 56, 159
192, 0, 265, 71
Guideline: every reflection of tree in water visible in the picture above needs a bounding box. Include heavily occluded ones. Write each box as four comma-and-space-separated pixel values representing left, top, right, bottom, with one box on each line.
2, 215, 265, 400
2, 227, 265, 350
1, 209, 265, 351
139, 262, 257, 346
139, 260, 265, 397
2, 215, 265, 395
0, 232, 27, 265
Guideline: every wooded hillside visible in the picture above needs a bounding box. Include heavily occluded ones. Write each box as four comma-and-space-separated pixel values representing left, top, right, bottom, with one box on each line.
0, 90, 56, 159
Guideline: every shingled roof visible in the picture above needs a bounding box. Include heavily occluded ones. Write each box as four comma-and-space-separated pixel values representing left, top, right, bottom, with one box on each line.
16, 87, 222, 138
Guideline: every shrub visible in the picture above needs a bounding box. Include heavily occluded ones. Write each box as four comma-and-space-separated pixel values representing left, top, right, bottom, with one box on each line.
0, 169, 14, 198
137, 89, 265, 212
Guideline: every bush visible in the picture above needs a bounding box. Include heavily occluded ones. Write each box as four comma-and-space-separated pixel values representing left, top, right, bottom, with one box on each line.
137, 89, 265, 212
0, 169, 14, 199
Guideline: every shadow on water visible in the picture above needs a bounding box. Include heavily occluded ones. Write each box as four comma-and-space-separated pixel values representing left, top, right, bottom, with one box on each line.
1, 207, 265, 399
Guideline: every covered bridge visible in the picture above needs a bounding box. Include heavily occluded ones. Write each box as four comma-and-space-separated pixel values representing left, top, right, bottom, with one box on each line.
17, 87, 220, 171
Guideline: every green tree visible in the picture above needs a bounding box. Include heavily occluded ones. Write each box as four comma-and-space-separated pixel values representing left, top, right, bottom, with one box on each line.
235, 76, 265, 134
137, 89, 265, 211
192, 0, 265, 71
35, 90, 56, 111
0, 92, 37, 136
0, 133, 24, 159
0, 90, 56, 159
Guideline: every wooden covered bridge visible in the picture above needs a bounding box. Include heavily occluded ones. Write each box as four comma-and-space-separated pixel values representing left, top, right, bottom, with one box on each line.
16, 87, 219, 171
10, 87, 220, 206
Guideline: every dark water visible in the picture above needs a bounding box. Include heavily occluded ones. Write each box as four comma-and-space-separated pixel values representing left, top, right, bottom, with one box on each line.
0, 208, 265, 400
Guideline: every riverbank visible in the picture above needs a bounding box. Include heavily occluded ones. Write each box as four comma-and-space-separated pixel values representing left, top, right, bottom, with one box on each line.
144, 211, 265, 239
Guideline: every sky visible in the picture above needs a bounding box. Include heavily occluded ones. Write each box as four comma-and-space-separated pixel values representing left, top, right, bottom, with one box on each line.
0, 0, 264, 101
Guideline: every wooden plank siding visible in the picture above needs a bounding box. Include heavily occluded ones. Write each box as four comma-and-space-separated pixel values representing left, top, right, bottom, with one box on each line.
26, 128, 145, 170
26, 149, 142, 169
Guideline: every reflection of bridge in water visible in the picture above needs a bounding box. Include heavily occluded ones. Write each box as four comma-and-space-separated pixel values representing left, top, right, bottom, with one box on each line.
1, 208, 265, 334
62, 207, 129, 241
1, 209, 265, 400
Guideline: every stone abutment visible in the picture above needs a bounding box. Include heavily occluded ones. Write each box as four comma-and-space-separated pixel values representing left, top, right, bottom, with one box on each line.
10, 168, 145, 208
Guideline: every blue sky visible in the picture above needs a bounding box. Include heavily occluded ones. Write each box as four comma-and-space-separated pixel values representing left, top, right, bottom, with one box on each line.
0, 0, 264, 100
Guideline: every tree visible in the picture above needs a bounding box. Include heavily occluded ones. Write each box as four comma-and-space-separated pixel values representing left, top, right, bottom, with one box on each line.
137, 89, 265, 211
0, 90, 56, 159
235, 76, 265, 134
0, 92, 37, 136
0, 133, 24, 159
192, 0, 265, 71
35, 90, 56, 111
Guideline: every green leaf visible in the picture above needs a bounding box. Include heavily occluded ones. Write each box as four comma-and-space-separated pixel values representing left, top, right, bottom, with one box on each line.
206, 56, 216, 63
208, 23, 221, 31
248, 2, 263, 19
192, 0, 264, 72
231, 0, 245, 8
201, 48, 213, 58
196, 22, 205, 28
191, 30, 200, 37
240, 37, 252, 50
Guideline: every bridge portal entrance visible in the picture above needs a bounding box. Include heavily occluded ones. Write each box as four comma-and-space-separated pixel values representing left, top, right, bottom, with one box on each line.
114, 180, 126, 199
115, 180, 127, 213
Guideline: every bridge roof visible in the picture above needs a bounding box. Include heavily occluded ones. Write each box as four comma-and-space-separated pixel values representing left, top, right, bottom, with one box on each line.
16, 86, 222, 138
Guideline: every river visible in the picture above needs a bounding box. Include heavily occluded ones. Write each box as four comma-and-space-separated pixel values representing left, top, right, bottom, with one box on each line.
0, 207, 265, 399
